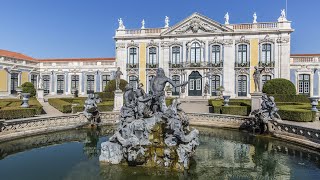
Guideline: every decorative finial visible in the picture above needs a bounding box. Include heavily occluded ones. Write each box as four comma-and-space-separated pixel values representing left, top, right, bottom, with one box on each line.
278, 9, 287, 22
253, 12, 257, 23
165, 16, 169, 28
224, 12, 229, 25
141, 19, 145, 29
118, 18, 125, 30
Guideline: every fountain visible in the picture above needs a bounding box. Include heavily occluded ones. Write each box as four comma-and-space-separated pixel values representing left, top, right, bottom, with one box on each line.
99, 68, 199, 171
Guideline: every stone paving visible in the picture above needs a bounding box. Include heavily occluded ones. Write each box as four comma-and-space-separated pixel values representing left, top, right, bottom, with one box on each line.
39, 101, 64, 116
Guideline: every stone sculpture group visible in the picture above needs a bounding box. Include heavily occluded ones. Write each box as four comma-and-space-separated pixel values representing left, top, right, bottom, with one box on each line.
83, 94, 101, 125
100, 68, 199, 170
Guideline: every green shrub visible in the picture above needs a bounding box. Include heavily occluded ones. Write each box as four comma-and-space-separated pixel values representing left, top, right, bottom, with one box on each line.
21, 82, 36, 97
48, 98, 72, 113
269, 94, 309, 103
0, 107, 36, 120
262, 78, 296, 95
105, 79, 128, 93
221, 106, 248, 116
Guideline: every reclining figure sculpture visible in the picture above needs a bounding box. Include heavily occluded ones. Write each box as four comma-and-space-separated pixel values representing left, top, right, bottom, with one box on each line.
100, 68, 199, 170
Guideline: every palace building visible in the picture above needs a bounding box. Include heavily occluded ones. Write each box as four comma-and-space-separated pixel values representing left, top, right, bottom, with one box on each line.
0, 12, 318, 98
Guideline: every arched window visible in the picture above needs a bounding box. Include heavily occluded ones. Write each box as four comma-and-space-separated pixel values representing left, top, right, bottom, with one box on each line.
129, 47, 137, 66
148, 47, 157, 67
237, 44, 248, 64
238, 75, 247, 96
298, 74, 310, 95
129, 76, 138, 89
71, 75, 79, 92
261, 44, 272, 65
87, 75, 94, 94
171, 46, 181, 65
57, 75, 64, 94
43, 75, 50, 94
190, 42, 201, 63
211, 45, 221, 64
172, 75, 180, 96
211, 75, 220, 96
31, 74, 37, 88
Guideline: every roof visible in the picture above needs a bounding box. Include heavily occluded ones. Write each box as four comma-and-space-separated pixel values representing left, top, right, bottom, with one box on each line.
0, 49, 36, 62
291, 54, 320, 57
0, 49, 115, 63
38, 57, 115, 62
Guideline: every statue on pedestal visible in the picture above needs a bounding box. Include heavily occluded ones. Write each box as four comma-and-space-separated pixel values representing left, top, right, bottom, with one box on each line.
253, 12, 257, 23
115, 67, 123, 91
118, 18, 125, 30
253, 66, 265, 92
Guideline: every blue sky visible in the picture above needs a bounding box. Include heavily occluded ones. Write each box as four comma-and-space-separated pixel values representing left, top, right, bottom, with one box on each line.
0, 0, 319, 58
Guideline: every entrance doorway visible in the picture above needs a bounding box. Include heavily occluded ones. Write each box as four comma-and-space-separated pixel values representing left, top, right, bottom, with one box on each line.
188, 71, 202, 96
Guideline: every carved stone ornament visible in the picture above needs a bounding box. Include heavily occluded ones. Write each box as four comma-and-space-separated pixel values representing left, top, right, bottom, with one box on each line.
168, 40, 183, 47
127, 40, 139, 48
260, 35, 274, 44
161, 41, 170, 47
276, 37, 290, 44
170, 69, 181, 75
235, 68, 250, 75
263, 67, 274, 74
147, 69, 157, 76
175, 17, 220, 34
116, 43, 125, 49
147, 40, 158, 47
210, 68, 223, 75
236, 36, 250, 44
127, 69, 138, 76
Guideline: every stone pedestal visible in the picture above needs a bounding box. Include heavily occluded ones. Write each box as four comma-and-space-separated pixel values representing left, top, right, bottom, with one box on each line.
37, 89, 44, 102
250, 92, 264, 111
203, 93, 210, 99
179, 92, 186, 99
113, 90, 123, 112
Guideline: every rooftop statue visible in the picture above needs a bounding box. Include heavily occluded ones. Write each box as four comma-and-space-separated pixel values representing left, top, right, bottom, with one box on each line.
118, 18, 125, 30
164, 16, 169, 28
253, 12, 257, 23
224, 12, 229, 24
100, 68, 198, 171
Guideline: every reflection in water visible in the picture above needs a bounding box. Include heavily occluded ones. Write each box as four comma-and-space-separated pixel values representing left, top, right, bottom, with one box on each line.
0, 126, 319, 180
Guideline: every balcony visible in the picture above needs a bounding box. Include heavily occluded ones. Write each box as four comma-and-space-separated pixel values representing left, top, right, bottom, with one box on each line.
146, 63, 159, 69
169, 63, 183, 68
126, 63, 139, 69
235, 62, 250, 68
207, 62, 223, 68
258, 61, 275, 68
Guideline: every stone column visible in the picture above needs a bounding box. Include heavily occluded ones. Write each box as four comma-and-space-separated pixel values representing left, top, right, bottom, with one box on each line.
113, 90, 123, 112
223, 41, 236, 97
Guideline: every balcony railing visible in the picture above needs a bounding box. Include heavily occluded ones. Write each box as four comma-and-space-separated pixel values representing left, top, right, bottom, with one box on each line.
169, 63, 183, 68
258, 61, 275, 67
126, 63, 139, 69
207, 62, 223, 67
146, 63, 159, 69
235, 62, 250, 68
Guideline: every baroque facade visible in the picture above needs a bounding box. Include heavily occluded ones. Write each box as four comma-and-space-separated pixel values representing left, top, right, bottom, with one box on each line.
115, 12, 293, 98
0, 12, 318, 98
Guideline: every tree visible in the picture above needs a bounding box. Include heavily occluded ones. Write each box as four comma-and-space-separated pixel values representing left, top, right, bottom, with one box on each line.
104, 79, 128, 93
21, 82, 36, 97
262, 78, 296, 95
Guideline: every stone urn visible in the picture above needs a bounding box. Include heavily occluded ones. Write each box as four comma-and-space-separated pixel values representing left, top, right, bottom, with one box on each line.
21, 93, 31, 108
308, 96, 319, 112
223, 95, 231, 106
16, 87, 22, 99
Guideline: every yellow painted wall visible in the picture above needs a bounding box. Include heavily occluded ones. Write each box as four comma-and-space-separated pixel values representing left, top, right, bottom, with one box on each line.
21, 72, 29, 84
250, 39, 259, 93
139, 43, 147, 91
0, 70, 8, 92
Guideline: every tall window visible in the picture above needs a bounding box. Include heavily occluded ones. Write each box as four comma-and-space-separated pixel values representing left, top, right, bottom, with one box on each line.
298, 74, 310, 95
211, 75, 220, 96
71, 75, 79, 91
148, 75, 155, 94
129, 76, 138, 89
262, 75, 271, 86
211, 45, 221, 64
57, 75, 64, 94
10, 73, 18, 94
31, 74, 37, 88
172, 46, 181, 64
172, 75, 180, 96
43, 75, 50, 94
238, 44, 248, 64
129, 47, 137, 65
102, 75, 111, 91
238, 75, 247, 96
87, 75, 95, 94
190, 42, 201, 63
261, 44, 272, 64
148, 47, 157, 65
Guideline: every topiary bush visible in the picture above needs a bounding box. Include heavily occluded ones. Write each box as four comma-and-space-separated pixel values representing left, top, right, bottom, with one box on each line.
21, 82, 36, 97
262, 78, 296, 95
105, 79, 128, 93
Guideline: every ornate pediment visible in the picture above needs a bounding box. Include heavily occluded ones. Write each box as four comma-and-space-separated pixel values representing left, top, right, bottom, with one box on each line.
161, 13, 233, 36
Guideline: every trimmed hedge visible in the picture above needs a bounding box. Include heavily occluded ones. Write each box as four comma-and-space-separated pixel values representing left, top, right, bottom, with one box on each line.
277, 103, 317, 122
269, 94, 309, 103
262, 78, 296, 95
0, 108, 36, 120
209, 99, 251, 116
48, 98, 72, 113
221, 106, 248, 116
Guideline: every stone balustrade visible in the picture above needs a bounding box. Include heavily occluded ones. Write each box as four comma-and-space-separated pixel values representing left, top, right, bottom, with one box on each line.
291, 56, 319, 64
